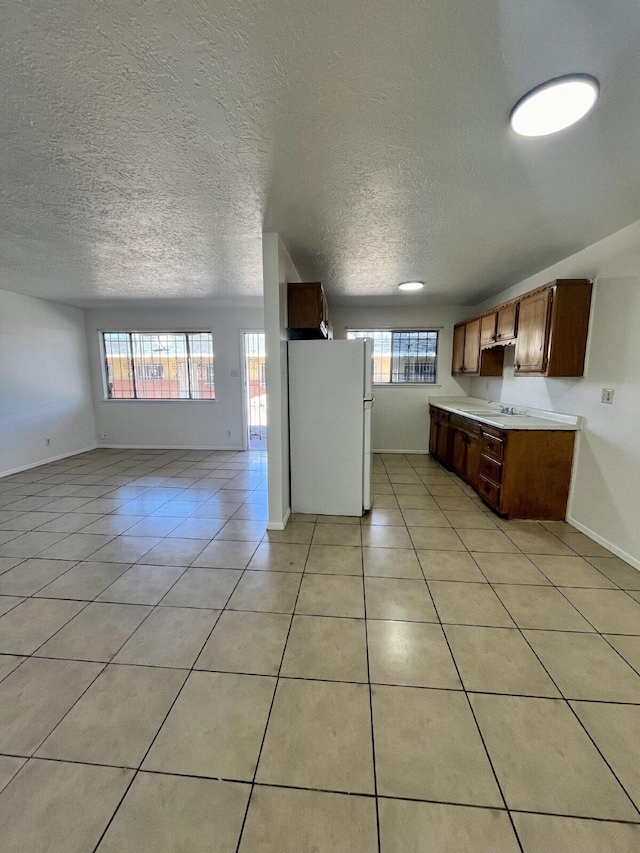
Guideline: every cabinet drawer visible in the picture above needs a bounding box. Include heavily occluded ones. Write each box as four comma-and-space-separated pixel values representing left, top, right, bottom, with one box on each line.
481, 432, 504, 461
477, 475, 501, 509
479, 454, 502, 484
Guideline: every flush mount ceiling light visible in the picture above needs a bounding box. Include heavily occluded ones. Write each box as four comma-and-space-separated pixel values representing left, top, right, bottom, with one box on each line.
510, 74, 599, 137
398, 281, 424, 291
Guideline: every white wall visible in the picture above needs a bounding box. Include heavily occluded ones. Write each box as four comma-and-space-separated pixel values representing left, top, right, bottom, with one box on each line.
468, 219, 640, 568
331, 304, 471, 453
85, 302, 263, 450
263, 234, 301, 528
0, 289, 96, 476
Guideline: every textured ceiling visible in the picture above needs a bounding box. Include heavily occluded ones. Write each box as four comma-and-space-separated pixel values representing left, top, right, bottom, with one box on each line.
1, 0, 640, 306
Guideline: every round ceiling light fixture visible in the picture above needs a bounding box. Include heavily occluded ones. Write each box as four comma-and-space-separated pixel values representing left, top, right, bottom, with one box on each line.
398, 281, 424, 291
510, 74, 599, 137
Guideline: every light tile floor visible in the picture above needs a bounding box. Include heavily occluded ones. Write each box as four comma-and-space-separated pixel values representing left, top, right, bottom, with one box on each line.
0, 448, 639, 851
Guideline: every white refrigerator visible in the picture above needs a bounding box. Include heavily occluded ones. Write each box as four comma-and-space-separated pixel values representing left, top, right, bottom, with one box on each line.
288, 339, 374, 517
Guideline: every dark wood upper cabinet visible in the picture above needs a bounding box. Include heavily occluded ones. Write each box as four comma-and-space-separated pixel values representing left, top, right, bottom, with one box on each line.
514, 280, 592, 377
453, 279, 592, 378
287, 282, 333, 340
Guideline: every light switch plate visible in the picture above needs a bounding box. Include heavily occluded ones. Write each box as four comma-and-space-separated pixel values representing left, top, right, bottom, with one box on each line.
601, 388, 614, 404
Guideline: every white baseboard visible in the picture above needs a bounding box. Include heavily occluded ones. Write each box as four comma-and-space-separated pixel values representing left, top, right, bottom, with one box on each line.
267, 507, 291, 531
0, 444, 98, 479
98, 444, 245, 451
566, 515, 640, 572
373, 448, 429, 454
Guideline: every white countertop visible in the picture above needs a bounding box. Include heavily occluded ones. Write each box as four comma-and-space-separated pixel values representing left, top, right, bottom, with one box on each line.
429, 397, 582, 431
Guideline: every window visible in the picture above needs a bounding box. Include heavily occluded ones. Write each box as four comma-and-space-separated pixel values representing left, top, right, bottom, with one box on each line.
102, 332, 215, 400
347, 329, 438, 384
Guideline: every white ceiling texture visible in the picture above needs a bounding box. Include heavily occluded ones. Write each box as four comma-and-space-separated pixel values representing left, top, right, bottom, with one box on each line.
1, 0, 640, 307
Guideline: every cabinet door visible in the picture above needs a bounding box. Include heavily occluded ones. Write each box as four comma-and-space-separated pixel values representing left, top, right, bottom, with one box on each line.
465, 433, 482, 490
452, 325, 466, 375
429, 415, 438, 457
480, 313, 497, 346
496, 303, 518, 342
451, 429, 467, 478
463, 319, 481, 374
436, 421, 450, 464
514, 289, 551, 374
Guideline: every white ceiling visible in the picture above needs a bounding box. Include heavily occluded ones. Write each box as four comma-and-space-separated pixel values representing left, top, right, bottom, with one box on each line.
1, 0, 640, 307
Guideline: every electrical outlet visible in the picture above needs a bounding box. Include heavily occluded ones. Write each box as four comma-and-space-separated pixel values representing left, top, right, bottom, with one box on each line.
230, 369, 239, 378
226, 430, 232, 437
45, 438, 51, 446
601, 388, 614, 404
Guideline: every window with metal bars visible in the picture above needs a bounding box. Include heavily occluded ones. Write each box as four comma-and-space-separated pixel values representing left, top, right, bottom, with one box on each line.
102, 332, 215, 400
346, 329, 438, 384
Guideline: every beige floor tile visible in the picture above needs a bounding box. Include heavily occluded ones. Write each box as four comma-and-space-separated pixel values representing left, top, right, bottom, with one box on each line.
378, 798, 520, 853
160, 568, 241, 608
408, 526, 465, 551
504, 528, 574, 555
628, 590, 640, 604
571, 701, 640, 810
6, 532, 104, 561
470, 693, 638, 819
472, 552, 551, 585
587, 557, 640, 590
365, 577, 437, 621
444, 511, 498, 529
396, 493, 439, 510
360, 525, 412, 549
0, 653, 25, 681
368, 620, 461, 688
290, 512, 318, 521
296, 574, 364, 617
529, 554, 617, 587
141, 538, 209, 566
0, 657, 103, 755
305, 543, 363, 575
363, 547, 421, 578
434, 495, 482, 512
281, 615, 368, 681
167, 517, 227, 539
256, 679, 374, 793
562, 531, 613, 558
110, 516, 182, 537
525, 630, 640, 702
239, 785, 378, 853
143, 671, 275, 779
456, 529, 519, 553
86, 531, 164, 561
196, 610, 291, 675
362, 508, 405, 526
560, 588, 640, 634
227, 571, 301, 613
372, 684, 502, 805
192, 540, 259, 569
605, 634, 640, 671
371, 494, 399, 509
113, 606, 219, 667
0, 755, 25, 793
35, 561, 132, 600
400, 509, 450, 527
37, 602, 151, 662
493, 585, 594, 631
417, 550, 486, 581
0, 597, 85, 654
0, 758, 133, 853
445, 625, 559, 697
98, 773, 250, 853
216, 519, 268, 541
37, 664, 186, 767
0, 559, 76, 596
0, 595, 24, 618
97, 564, 185, 605
312, 523, 362, 547
248, 542, 309, 572
262, 523, 315, 546
429, 581, 514, 627
513, 813, 640, 853
38, 533, 125, 561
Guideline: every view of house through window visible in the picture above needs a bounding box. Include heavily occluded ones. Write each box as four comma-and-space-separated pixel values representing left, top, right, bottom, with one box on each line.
347, 329, 438, 383
102, 332, 215, 399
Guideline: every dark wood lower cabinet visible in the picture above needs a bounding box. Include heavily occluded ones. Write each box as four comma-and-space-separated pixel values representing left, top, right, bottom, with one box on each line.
429, 406, 576, 520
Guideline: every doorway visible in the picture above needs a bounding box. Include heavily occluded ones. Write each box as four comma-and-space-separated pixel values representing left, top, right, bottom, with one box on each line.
242, 332, 267, 450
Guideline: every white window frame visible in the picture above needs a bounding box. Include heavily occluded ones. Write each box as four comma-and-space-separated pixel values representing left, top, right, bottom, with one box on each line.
100, 330, 216, 402
347, 328, 441, 386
